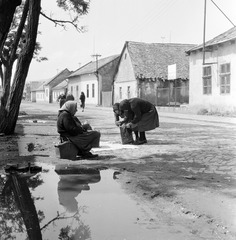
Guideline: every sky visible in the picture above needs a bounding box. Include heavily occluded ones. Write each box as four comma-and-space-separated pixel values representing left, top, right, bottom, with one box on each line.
26, 0, 236, 82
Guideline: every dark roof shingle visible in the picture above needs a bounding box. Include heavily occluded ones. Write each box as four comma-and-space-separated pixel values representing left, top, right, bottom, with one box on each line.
126, 41, 195, 79
69, 55, 120, 78
187, 26, 236, 53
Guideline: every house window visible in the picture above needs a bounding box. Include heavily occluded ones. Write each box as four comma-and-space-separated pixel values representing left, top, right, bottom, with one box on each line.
92, 84, 95, 98
220, 63, 230, 94
76, 85, 79, 98
202, 66, 212, 94
45, 89, 49, 97
127, 86, 130, 98
70, 86, 73, 95
119, 87, 122, 99
124, 53, 127, 59
87, 84, 89, 98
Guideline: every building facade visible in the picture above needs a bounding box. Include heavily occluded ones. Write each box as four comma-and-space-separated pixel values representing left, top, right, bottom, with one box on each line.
68, 55, 120, 106
187, 27, 236, 112
114, 41, 194, 105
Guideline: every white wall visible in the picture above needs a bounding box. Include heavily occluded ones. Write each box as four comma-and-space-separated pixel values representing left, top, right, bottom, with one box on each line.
68, 74, 98, 105
189, 41, 236, 111
114, 81, 137, 103
53, 90, 65, 103
35, 91, 45, 102
114, 48, 137, 102
44, 86, 50, 103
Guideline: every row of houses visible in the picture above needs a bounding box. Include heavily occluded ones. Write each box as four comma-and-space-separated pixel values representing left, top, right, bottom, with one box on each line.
25, 26, 236, 112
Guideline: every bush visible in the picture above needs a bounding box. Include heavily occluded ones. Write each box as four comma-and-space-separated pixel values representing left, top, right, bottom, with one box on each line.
197, 108, 208, 115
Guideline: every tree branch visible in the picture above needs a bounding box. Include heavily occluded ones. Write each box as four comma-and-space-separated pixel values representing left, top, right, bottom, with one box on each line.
40, 11, 86, 33
40, 210, 82, 231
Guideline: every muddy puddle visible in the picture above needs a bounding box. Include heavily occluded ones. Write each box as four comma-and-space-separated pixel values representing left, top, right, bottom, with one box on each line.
0, 163, 160, 240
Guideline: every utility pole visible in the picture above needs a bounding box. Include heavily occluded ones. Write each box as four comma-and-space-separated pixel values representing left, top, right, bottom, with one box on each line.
203, 0, 207, 65
91, 54, 101, 105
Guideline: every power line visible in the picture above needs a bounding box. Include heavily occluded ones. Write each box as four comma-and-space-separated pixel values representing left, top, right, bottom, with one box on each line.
103, 0, 176, 54
210, 0, 235, 27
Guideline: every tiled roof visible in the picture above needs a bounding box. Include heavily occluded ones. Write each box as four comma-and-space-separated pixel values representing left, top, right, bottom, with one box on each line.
52, 80, 68, 90
34, 82, 45, 91
44, 68, 71, 86
186, 26, 236, 53
69, 55, 120, 78
126, 41, 195, 79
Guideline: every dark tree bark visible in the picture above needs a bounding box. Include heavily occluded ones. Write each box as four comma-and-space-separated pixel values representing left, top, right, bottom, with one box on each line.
0, 0, 21, 52
10, 174, 42, 240
1, 0, 29, 108
0, 0, 89, 135
0, 0, 41, 134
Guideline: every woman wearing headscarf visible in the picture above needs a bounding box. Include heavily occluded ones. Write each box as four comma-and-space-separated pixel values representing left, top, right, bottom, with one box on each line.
113, 103, 139, 143
58, 94, 66, 108
118, 98, 159, 145
57, 101, 100, 158
65, 93, 75, 101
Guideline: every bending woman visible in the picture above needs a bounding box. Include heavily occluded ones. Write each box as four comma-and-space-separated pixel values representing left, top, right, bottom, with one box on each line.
57, 101, 100, 158
119, 98, 159, 145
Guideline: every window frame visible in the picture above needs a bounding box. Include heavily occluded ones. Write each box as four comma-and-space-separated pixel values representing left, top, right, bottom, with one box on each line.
127, 86, 130, 99
219, 63, 231, 94
92, 83, 95, 98
119, 87, 122, 99
202, 65, 212, 95
86, 84, 89, 98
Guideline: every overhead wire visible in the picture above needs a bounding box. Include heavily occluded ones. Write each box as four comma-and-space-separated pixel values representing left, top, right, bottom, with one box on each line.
210, 0, 235, 27
102, 0, 177, 56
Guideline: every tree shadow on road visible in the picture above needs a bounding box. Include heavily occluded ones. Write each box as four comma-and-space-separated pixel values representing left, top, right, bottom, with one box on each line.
145, 139, 177, 145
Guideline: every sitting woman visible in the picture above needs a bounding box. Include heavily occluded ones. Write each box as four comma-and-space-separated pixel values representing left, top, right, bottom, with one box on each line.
57, 101, 100, 158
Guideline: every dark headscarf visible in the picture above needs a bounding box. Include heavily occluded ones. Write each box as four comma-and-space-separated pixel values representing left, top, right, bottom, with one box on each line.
66, 94, 75, 101
119, 99, 131, 111
112, 103, 120, 112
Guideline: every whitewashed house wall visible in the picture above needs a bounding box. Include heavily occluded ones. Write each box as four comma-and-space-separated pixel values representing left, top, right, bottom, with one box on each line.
189, 41, 236, 111
52, 89, 64, 103
114, 48, 138, 102
68, 74, 98, 105
35, 90, 45, 102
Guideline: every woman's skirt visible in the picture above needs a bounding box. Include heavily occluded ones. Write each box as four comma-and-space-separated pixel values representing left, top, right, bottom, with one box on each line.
68, 130, 100, 152
136, 105, 159, 132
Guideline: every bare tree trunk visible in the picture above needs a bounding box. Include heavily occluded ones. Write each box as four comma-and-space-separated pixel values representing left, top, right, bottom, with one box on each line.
0, 0, 41, 134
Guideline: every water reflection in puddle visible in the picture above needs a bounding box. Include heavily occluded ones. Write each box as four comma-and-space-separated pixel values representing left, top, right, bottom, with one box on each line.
1, 163, 159, 240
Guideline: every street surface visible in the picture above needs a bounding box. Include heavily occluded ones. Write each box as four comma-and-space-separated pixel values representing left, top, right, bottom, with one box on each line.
0, 101, 236, 239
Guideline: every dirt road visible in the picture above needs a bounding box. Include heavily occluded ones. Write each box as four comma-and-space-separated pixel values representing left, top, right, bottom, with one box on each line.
1, 101, 236, 239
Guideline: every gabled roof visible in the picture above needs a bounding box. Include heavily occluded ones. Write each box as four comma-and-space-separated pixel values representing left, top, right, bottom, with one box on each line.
30, 81, 46, 91
69, 55, 120, 78
186, 26, 236, 53
123, 41, 195, 80
44, 68, 71, 86
52, 80, 68, 90
33, 82, 45, 91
